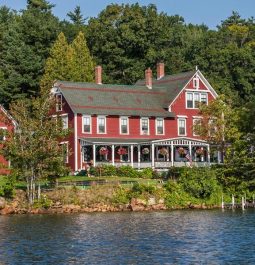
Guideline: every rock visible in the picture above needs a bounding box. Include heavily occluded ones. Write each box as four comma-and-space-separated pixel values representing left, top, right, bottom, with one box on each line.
158, 198, 165, 204
0, 206, 15, 215
148, 197, 156, 206
130, 204, 145, 211
152, 204, 167, 210
0, 197, 6, 210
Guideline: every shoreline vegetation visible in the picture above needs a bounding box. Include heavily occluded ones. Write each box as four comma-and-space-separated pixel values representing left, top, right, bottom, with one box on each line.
0, 166, 253, 215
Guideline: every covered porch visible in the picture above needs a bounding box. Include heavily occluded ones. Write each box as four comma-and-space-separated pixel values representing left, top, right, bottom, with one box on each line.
79, 137, 222, 170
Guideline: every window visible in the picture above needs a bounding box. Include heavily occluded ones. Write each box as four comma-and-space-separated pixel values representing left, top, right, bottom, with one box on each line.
193, 118, 201, 136
61, 142, 69, 163
193, 77, 199, 89
56, 94, 62, 112
0, 127, 7, 141
200, 93, 208, 105
194, 93, 200, 108
97, 116, 106, 134
140, 117, 149, 135
178, 118, 186, 136
186, 92, 208, 109
61, 115, 68, 129
120, 117, 129, 134
83, 115, 91, 133
156, 118, 164, 135
187, 93, 193, 108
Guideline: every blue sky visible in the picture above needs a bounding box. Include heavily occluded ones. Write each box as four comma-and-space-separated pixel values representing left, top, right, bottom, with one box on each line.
0, 0, 254, 29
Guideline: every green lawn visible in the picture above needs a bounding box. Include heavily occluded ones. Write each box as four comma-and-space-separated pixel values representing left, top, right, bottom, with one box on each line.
0, 175, 160, 190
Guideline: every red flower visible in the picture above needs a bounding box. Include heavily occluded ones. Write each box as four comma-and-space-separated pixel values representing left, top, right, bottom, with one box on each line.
99, 147, 108, 155
117, 147, 127, 155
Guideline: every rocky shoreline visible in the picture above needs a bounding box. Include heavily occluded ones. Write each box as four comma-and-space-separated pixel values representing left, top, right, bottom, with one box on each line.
0, 195, 219, 215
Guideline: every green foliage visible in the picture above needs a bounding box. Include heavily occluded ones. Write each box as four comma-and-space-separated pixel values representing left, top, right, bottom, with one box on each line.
117, 165, 139, 178
0, 182, 15, 199
33, 195, 53, 209
179, 168, 221, 199
112, 186, 130, 204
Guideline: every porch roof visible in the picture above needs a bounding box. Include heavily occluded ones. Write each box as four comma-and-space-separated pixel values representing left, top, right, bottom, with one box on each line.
79, 137, 156, 145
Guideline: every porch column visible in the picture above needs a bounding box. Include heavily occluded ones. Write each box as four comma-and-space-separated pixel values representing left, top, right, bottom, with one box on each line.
167, 146, 170, 162
152, 143, 155, 168
189, 142, 193, 166
207, 144, 211, 166
217, 151, 221, 163
93, 144, 96, 167
112, 145, 115, 166
171, 142, 174, 166
138, 145, 141, 169
131, 145, 134, 168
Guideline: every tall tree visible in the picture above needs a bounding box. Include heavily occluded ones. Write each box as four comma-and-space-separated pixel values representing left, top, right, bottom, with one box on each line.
69, 31, 94, 82
0, 92, 69, 204
40, 32, 71, 91
67, 6, 87, 26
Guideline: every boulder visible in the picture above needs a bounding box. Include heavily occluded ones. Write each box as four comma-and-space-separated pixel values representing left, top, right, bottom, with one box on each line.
0, 206, 15, 215
147, 197, 156, 206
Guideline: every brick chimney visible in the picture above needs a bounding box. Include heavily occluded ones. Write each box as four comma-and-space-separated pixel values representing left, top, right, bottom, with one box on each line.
95, 65, 102, 84
145, 68, 152, 89
157, 62, 165, 80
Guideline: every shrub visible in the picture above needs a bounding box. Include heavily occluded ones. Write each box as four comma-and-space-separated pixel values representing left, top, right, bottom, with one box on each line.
33, 195, 53, 209
131, 183, 156, 195
112, 187, 130, 204
117, 165, 139, 178
139, 168, 153, 179
0, 182, 15, 199
179, 168, 221, 199
101, 165, 117, 176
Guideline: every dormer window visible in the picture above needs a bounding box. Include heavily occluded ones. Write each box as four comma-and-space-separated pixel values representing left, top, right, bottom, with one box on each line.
56, 94, 62, 112
193, 77, 199, 89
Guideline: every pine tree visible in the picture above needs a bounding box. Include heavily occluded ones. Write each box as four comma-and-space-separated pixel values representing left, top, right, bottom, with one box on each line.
40, 32, 71, 91
69, 31, 94, 82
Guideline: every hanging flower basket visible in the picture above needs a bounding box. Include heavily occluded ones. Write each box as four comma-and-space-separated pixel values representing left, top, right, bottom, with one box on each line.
142, 147, 150, 155
99, 147, 108, 155
117, 147, 127, 155
158, 147, 168, 156
196, 147, 205, 156
178, 147, 186, 155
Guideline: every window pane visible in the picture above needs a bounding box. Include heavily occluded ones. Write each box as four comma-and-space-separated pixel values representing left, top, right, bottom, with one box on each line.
157, 119, 163, 134
200, 93, 207, 104
141, 118, 149, 134
194, 93, 200, 108
178, 119, 186, 135
187, 93, 193, 108
83, 117, 91, 133
98, 117, 105, 133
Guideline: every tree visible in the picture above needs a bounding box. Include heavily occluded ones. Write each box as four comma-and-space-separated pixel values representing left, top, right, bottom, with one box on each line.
40, 32, 71, 91
69, 31, 94, 82
67, 6, 87, 26
193, 96, 241, 161
0, 92, 69, 204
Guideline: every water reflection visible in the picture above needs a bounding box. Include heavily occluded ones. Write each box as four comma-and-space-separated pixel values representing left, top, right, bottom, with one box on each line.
0, 210, 255, 264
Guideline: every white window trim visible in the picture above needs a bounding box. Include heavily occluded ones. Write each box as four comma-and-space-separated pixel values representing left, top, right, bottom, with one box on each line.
61, 114, 68, 130
82, 115, 92, 134
97, 116, 107, 134
178, 118, 186, 136
60, 141, 69, 163
56, 93, 62, 112
186, 92, 208, 109
0, 127, 7, 141
193, 118, 201, 136
193, 77, 200, 89
155, 118, 165, 135
140, 117, 150, 135
119, 116, 129, 135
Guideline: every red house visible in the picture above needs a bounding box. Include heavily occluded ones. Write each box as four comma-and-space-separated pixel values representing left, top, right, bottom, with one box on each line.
52, 63, 220, 173
0, 105, 16, 174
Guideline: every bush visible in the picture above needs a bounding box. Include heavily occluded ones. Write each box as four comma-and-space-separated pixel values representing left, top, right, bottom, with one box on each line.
117, 165, 139, 178
131, 183, 156, 195
0, 182, 15, 199
101, 165, 117, 176
33, 195, 53, 209
139, 168, 153, 179
179, 168, 221, 199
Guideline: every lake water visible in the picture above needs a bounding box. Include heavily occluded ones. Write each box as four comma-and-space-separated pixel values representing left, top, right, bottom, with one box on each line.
0, 209, 255, 264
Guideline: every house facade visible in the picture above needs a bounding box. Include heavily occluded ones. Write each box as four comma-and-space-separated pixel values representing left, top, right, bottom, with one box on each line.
0, 105, 16, 174
52, 63, 220, 173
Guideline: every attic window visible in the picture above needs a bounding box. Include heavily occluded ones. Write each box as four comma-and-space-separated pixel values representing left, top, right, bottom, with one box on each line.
193, 77, 199, 89
56, 94, 62, 112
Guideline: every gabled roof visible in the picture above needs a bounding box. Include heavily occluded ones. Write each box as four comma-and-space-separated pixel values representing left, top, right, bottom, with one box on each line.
53, 69, 207, 117
136, 70, 196, 108
54, 81, 174, 117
